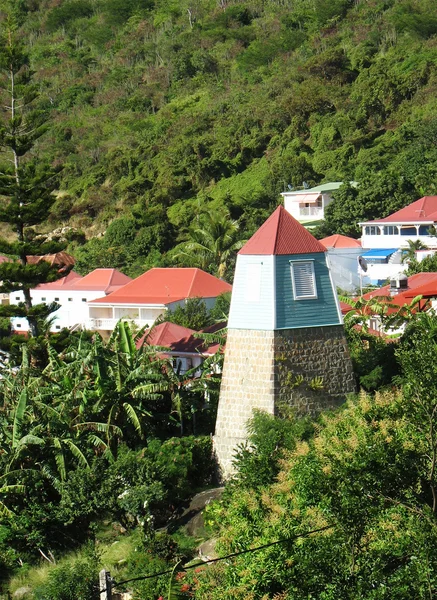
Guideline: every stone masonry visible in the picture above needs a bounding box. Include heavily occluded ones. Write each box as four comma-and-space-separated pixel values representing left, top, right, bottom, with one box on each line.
214, 326, 355, 477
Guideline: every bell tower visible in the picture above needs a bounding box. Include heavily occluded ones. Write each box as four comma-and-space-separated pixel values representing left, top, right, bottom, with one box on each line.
214, 206, 355, 476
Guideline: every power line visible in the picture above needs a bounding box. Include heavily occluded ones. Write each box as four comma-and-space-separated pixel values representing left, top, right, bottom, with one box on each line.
102, 524, 334, 594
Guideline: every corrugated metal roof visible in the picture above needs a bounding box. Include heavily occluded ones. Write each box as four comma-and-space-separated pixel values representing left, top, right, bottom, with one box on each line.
239, 206, 326, 256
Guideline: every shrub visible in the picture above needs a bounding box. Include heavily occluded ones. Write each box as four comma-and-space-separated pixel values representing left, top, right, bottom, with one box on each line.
33, 547, 99, 600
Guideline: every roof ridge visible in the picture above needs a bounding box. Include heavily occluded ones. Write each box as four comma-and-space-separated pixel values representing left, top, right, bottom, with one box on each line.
273, 208, 282, 253
187, 268, 197, 296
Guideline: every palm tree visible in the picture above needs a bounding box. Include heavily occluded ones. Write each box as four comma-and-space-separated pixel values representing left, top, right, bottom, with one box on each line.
172, 210, 245, 280
402, 239, 428, 264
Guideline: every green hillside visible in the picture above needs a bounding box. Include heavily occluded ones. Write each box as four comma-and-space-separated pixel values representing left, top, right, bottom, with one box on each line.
2, 0, 437, 276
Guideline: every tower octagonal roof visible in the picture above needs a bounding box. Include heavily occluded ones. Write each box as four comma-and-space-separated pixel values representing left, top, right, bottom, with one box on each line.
239, 206, 326, 256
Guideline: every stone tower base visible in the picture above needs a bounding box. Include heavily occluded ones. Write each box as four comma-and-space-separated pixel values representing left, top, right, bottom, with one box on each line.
214, 326, 355, 477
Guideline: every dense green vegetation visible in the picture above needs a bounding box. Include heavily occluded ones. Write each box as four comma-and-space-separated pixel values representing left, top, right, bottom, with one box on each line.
191, 312, 437, 599
0, 0, 435, 276
1, 1, 437, 597
0, 321, 220, 596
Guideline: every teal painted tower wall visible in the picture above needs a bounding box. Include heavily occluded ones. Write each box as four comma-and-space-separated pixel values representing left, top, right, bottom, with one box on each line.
275, 253, 341, 329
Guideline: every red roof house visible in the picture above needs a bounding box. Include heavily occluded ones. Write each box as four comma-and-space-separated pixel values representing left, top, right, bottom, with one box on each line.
137, 321, 226, 375
363, 196, 437, 224
88, 268, 232, 336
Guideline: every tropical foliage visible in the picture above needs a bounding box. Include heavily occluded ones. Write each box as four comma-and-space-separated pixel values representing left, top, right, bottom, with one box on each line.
0, 0, 434, 275
0, 321, 218, 586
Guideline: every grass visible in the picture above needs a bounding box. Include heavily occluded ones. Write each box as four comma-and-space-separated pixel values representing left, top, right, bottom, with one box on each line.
5, 525, 138, 599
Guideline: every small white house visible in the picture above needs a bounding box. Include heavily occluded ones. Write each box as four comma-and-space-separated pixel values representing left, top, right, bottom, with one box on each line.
11, 269, 132, 333
281, 182, 357, 225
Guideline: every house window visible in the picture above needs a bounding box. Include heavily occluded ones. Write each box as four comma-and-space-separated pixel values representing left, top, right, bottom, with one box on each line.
16, 323, 21, 328
365, 226, 380, 235
68, 298, 73, 302
384, 226, 397, 235
82, 298, 87, 302
400, 226, 417, 236
15, 297, 20, 301
290, 260, 317, 300
41, 297, 46, 302
54, 297, 59, 302
55, 325, 60, 330
419, 225, 431, 235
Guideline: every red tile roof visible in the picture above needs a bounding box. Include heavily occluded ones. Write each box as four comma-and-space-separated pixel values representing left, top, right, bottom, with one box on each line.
90, 268, 232, 305
364, 196, 437, 224
239, 206, 326, 255
321, 234, 361, 249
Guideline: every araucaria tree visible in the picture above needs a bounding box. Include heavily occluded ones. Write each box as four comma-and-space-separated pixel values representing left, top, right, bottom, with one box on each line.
0, 16, 63, 336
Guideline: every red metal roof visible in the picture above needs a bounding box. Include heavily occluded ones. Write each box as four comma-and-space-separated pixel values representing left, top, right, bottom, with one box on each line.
321, 234, 361, 249
36, 271, 83, 289
71, 268, 132, 293
364, 196, 437, 224
91, 268, 232, 305
26, 252, 76, 267
362, 272, 437, 302
137, 321, 226, 356
35, 268, 131, 292
239, 206, 326, 255
137, 322, 195, 349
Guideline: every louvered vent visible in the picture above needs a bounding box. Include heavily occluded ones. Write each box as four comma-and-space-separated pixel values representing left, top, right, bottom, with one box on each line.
291, 261, 317, 300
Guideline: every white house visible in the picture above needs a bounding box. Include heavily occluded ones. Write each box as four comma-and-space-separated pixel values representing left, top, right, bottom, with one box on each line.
11, 268, 132, 333
87, 267, 232, 337
281, 181, 357, 225
359, 196, 437, 285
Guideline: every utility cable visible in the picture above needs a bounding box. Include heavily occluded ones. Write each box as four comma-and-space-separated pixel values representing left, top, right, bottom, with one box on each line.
101, 524, 334, 593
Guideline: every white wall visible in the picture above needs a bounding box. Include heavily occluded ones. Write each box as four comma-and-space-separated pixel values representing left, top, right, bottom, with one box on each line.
11, 289, 106, 333
361, 233, 437, 249
326, 248, 362, 292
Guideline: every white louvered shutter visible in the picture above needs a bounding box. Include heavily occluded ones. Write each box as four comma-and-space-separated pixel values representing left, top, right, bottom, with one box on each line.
291, 261, 317, 299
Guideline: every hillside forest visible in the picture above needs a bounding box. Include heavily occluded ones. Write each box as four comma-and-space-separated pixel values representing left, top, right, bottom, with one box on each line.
0, 0, 436, 277
0, 0, 437, 599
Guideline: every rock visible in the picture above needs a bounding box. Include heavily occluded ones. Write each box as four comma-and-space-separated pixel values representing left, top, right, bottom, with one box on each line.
198, 538, 219, 562
13, 587, 32, 598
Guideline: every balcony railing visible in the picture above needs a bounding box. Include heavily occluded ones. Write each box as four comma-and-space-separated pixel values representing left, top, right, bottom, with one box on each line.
299, 207, 323, 218
87, 317, 151, 331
